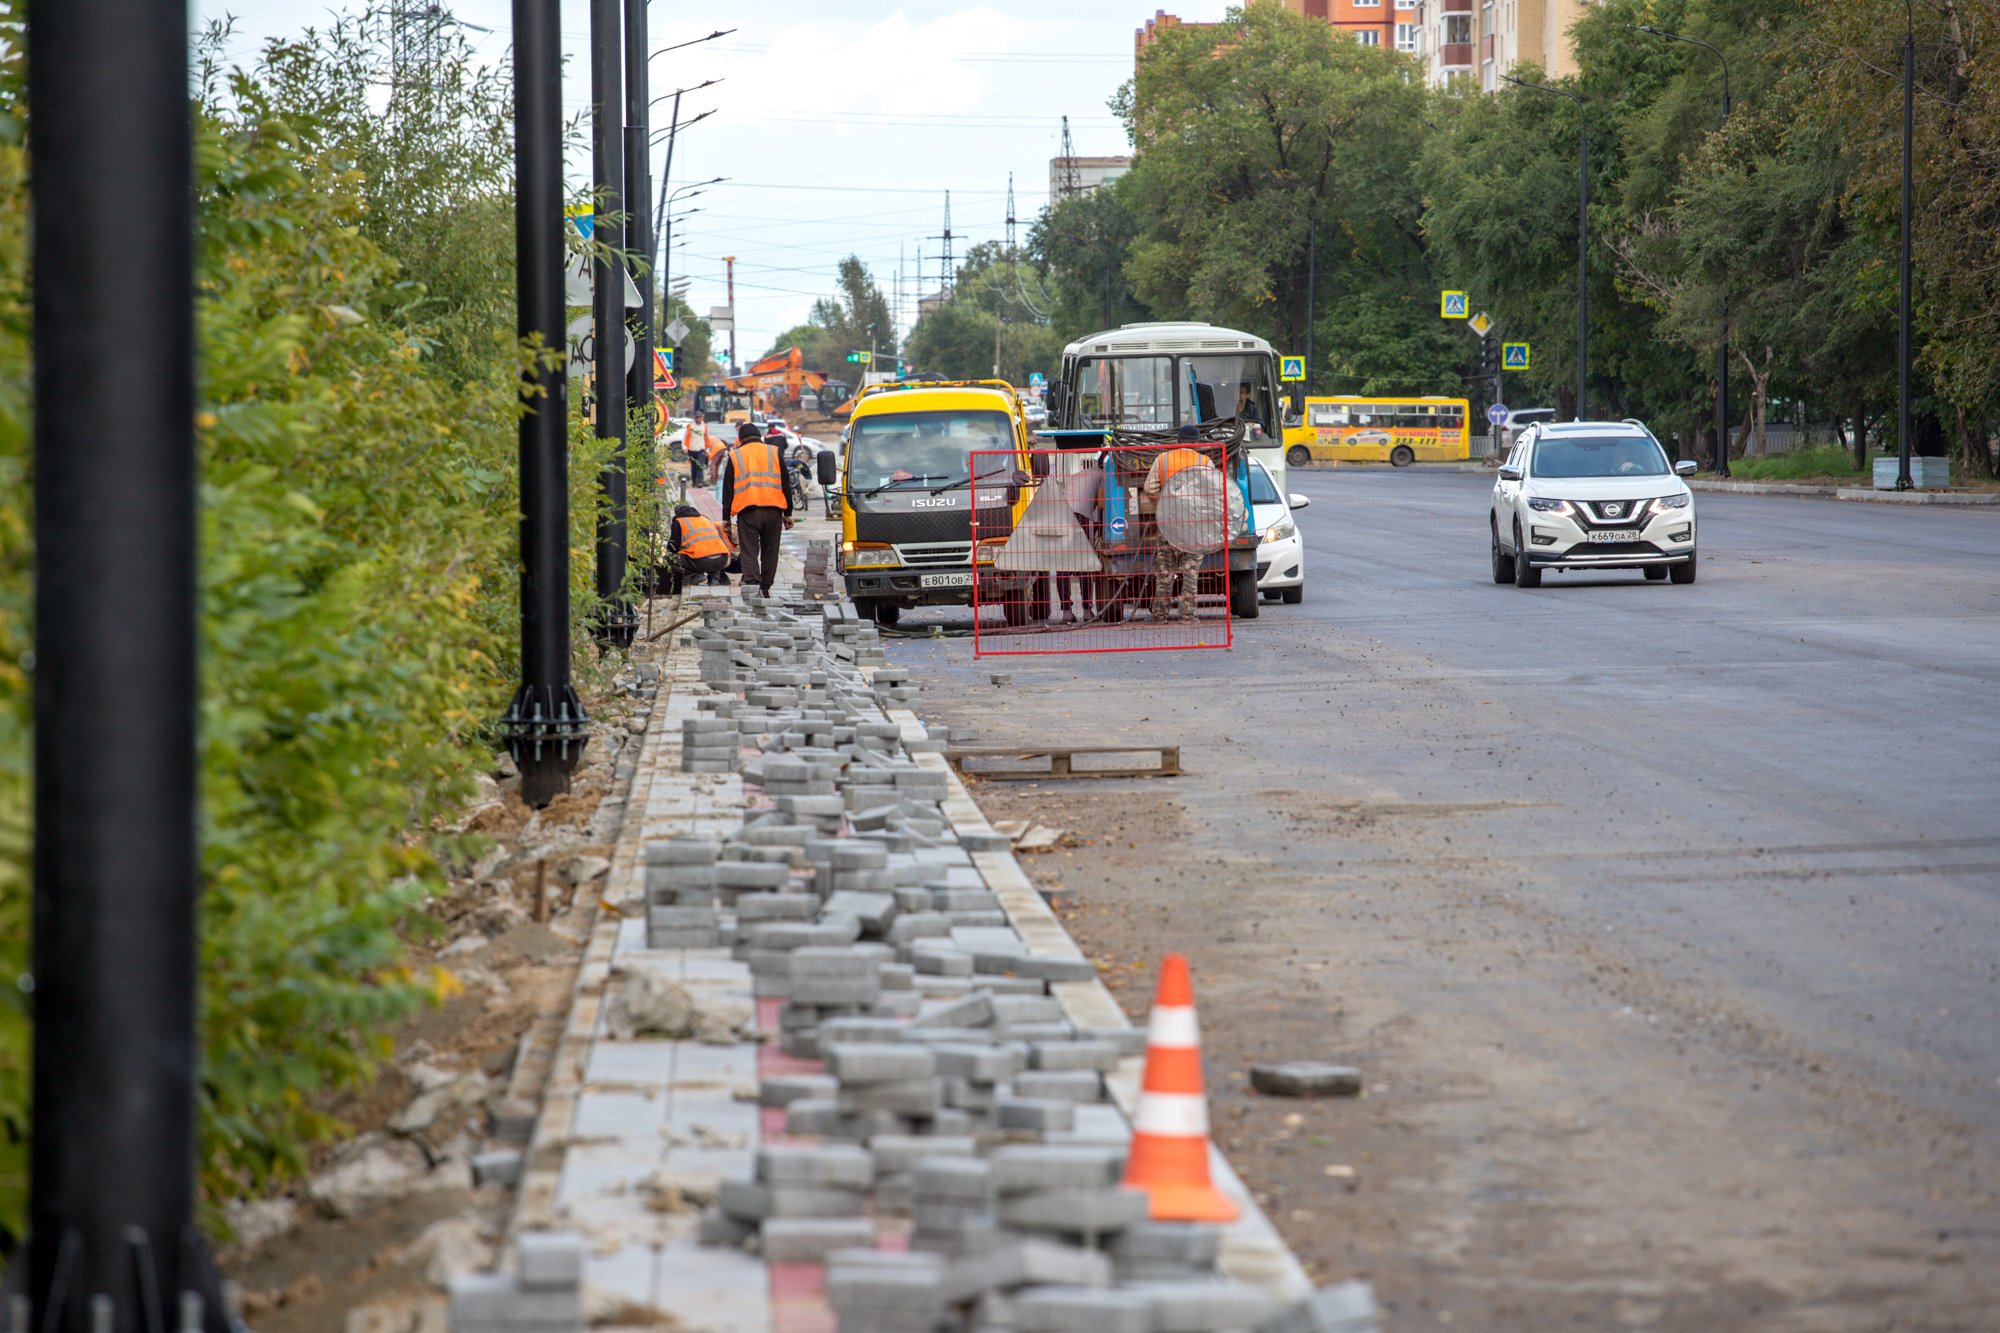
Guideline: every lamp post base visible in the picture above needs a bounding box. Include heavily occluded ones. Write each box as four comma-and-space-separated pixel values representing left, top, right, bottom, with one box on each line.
592, 603, 639, 649
501, 682, 590, 808
1, 1228, 244, 1333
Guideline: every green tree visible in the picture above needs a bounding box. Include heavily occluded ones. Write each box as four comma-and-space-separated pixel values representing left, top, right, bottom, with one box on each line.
1029, 179, 1149, 342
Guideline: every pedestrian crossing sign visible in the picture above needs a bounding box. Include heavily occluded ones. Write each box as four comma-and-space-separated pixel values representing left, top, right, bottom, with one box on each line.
1280, 355, 1306, 382
655, 347, 674, 376
1441, 290, 1469, 319
1502, 342, 1531, 371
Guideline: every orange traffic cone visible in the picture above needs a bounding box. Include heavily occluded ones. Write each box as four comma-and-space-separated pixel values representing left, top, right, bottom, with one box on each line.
1121, 953, 1238, 1222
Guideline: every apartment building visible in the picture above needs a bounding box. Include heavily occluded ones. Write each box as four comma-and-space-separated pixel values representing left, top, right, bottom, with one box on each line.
1137, 2, 1422, 58
1420, 0, 1593, 89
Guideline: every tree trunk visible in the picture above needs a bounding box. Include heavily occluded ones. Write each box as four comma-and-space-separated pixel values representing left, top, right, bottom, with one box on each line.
1850, 395, 1869, 472
1556, 383, 1576, 420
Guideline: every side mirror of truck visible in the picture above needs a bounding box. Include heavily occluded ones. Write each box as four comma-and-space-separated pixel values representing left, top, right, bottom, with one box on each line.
1028, 453, 1050, 479
816, 450, 839, 487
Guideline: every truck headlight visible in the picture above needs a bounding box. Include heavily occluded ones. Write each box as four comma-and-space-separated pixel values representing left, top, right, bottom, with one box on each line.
845, 546, 899, 569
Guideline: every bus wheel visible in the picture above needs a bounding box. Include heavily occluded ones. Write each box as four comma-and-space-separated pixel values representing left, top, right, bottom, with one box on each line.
1286, 445, 1311, 468
1390, 445, 1416, 467
1229, 569, 1261, 619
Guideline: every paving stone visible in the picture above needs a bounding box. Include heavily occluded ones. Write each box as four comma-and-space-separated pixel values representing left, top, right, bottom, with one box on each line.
1012, 1069, 1104, 1103
1012, 1285, 1156, 1333
517, 1231, 586, 1289
1251, 1282, 1382, 1333
990, 1145, 1126, 1194
759, 1074, 838, 1108
868, 1135, 978, 1174
1000, 1187, 1151, 1234
837, 1079, 941, 1116
1103, 1280, 1274, 1332
911, 991, 995, 1030
943, 1239, 1115, 1299
825, 1256, 946, 1315
714, 861, 792, 890
697, 1206, 756, 1248
734, 892, 820, 922
759, 1216, 878, 1263
789, 947, 879, 977
1249, 1062, 1363, 1098
995, 1096, 1075, 1134
718, 1179, 867, 1221
757, 1144, 874, 1189
1111, 1222, 1222, 1268
825, 1043, 937, 1083
447, 1274, 583, 1327
1030, 1040, 1122, 1073
911, 946, 975, 976
931, 1042, 1024, 1082
911, 1155, 993, 1202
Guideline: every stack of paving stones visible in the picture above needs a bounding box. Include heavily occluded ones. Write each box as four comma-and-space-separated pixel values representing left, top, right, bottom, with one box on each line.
665, 593, 1378, 1333
804, 539, 840, 599
447, 1232, 585, 1332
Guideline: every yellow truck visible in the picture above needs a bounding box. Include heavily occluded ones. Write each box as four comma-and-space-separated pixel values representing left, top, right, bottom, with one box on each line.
818, 380, 1044, 627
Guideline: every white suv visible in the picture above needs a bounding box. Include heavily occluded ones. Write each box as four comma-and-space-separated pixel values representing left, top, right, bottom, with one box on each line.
1491, 421, 1700, 586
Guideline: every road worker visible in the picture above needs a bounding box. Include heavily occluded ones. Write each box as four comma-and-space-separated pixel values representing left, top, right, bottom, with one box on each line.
719, 420, 795, 597
687, 411, 709, 486
1142, 425, 1214, 622
657, 501, 732, 593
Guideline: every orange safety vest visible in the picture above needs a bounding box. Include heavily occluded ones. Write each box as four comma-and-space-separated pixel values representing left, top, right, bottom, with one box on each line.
676, 513, 728, 560
1158, 447, 1208, 483
729, 439, 788, 513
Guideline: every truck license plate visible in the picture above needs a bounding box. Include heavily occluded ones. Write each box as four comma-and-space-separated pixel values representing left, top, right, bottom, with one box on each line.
1587, 529, 1640, 543
920, 572, 974, 588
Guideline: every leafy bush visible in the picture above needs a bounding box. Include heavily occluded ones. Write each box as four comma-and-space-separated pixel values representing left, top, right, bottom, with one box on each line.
0, 6, 641, 1234
1722, 445, 1862, 481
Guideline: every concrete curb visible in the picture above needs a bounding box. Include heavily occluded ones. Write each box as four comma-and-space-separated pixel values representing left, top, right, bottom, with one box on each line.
1692, 479, 2000, 505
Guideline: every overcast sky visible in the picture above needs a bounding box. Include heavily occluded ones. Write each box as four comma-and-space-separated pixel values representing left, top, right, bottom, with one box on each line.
195, 1, 1237, 368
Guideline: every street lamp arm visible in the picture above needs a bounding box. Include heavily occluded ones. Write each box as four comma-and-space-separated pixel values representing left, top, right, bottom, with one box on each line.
1499, 72, 1581, 109
651, 28, 735, 60
650, 109, 713, 144
650, 77, 721, 110
1631, 25, 1731, 117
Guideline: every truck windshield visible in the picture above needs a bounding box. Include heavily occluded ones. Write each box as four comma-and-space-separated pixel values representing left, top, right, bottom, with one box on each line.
848, 410, 1012, 489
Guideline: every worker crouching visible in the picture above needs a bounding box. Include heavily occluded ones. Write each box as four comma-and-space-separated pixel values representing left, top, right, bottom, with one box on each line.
656, 502, 732, 594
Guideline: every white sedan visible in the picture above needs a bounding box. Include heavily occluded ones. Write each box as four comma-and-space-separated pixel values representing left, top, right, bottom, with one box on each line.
1249, 457, 1310, 604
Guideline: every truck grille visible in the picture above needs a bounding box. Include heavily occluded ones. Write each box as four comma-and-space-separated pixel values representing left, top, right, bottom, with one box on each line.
895, 542, 972, 567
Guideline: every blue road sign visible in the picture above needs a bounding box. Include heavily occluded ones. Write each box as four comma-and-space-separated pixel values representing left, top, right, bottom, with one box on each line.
1279, 356, 1307, 382
1441, 290, 1469, 319
1502, 342, 1531, 371
1488, 403, 1511, 427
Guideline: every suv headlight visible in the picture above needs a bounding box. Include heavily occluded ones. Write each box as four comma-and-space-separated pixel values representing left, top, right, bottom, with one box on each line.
1263, 517, 1296, 544
1650, 494, 1692, 514
1527, 497, 1572, 514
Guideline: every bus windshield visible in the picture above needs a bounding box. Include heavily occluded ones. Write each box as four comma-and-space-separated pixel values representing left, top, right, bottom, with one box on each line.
848, 410, 1012, 488
1071, 353, 1279, 433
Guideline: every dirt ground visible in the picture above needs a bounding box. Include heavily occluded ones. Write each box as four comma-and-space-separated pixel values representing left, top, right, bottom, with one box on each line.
221, 641, 665, 1333
952, 771, 2000, 1332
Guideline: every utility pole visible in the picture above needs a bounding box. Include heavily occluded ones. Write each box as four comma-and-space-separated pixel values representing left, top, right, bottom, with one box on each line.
1058, 115, 1081, 198
724, 255, 737, 374
20, 0, 237, 1323
590, 0, 633, 645
931, 192, 955, 297
503, 0, 587, 807
1303, 210, 1318, 407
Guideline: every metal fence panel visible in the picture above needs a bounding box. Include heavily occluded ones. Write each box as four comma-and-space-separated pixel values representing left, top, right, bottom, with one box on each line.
969, 445, 1235, 656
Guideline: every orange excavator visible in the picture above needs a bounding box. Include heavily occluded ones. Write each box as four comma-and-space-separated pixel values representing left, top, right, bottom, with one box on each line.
723, 346, 831, 411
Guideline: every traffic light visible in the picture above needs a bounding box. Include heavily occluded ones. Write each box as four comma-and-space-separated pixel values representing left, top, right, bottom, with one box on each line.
846, 350, 873, 364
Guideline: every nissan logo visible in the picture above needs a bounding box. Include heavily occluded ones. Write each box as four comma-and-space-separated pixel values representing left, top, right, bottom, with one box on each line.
1604, 502, 1625, 517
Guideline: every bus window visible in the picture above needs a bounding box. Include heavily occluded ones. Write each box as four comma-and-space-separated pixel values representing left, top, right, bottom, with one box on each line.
1307, 402, 1344, 428
1183, 354, 1278, 434
1075, 356, 1174, 430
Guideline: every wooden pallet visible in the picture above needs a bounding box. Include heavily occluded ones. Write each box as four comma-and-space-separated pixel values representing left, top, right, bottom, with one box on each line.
944, 744, 1182, 781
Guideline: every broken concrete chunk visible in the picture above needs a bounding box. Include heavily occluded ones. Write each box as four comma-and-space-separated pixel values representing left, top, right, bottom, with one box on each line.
1249, 1062, 1362, 1098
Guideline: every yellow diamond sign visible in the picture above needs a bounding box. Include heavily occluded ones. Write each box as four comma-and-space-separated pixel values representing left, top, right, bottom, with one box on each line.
1469, 312, 1492, 337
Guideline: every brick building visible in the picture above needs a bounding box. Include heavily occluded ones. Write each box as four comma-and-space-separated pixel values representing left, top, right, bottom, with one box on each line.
1420, 0, 1595, 89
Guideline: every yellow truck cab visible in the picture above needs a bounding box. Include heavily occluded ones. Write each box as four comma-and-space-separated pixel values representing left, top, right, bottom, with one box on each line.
830, 380, 1040, 627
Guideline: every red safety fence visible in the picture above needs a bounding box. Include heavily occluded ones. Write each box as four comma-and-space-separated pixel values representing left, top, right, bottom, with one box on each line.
968, 444, 1240, 656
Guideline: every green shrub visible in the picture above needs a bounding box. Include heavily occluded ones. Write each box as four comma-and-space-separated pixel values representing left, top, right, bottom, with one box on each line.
0, 6, 643, 1233
1722, 444, 1862, 481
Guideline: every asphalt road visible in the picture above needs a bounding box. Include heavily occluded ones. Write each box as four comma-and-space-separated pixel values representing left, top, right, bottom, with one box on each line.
886, 469, 2000, 1327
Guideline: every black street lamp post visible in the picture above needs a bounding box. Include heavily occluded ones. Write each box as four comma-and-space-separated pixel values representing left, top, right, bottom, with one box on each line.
1502, 74, 1589, 421
623, 0, 653, 426
1634, 24, 1733, 475
1897, 0, 1916, 490
18, 0, 235, 1323
502, 0, 587, 808
591, 0, 635, 646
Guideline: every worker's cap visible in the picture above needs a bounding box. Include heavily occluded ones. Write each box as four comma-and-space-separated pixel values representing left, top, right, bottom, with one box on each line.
1176, 424, 1201, 441
736, 422, 763, 441
673, 502, 700, 516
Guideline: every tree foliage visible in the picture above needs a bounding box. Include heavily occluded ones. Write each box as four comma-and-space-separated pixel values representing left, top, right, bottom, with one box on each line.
0, 6, 626, 1233
904, 243, 1066, 384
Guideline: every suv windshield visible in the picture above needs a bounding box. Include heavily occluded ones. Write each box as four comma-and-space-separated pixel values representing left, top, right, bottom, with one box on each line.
1531, 435, 1669, 478
849, 410, 1012, 488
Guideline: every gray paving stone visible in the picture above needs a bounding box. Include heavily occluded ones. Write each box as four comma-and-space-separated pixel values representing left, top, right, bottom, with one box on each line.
825, 1043, 936, 1084
759, 1216, 878, 1263
910, 991, 994, 1030
825, 1257, 945, 1315
943, 1238, 1115, 1299
1013, 1285, 1156, 1333
1111, 1222, 1222, 1267
990, 1145, 1126, 1193
718, 1179, 867, 1221
911, 1155, 993, 1202
931, 1042, 1024, 1082
1251, 1282, 1382, 1333
759, 1074, 837, 1108
1249, 1062, 1363, 1098
1030, 1040, 1122, 1073
1011, 1069, 1104, 1103
868, 1134, 977, 1174
836, 1079, 941, 1116
757, 1144, 874, 1189
1127, 1279, 1281, 1332
999, 1187, 1150, 1234
517, 1231, 586, 1289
